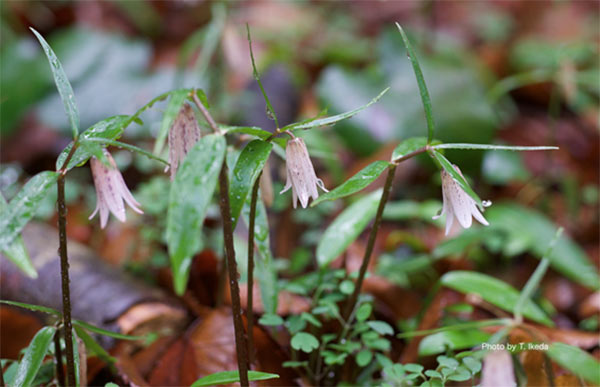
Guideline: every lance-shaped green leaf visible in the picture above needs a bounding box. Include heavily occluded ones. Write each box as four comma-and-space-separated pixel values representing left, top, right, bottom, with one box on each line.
284, 88, 389, 131
230, 140, 273, 227
153, 88, 190, 155
73, 325, 116, 364
0, 300, 61, 316
0, 300, 141, 340
391, 137, 428, 162
486, 203, 600, 290
192, 370, 280, 387
0, 171, 59, 250
317, 189, 382, 267
0, 194, 37, 278
396, 24, 435, 143
82, 138, 169, 166
418, 329, 491, 356
12, 326, 56, 387
72, 320, 143, 341
430, 150, 483, 209
441, 271, 554, 326
167, 134, 226, 295
242, 193, 278, 314
220, 125, 287, 149
432, 143, 558, 151
56, 115, 130, 171
30, 28, 79, 139
311, 161, 391, 206
546, 343, 600, 384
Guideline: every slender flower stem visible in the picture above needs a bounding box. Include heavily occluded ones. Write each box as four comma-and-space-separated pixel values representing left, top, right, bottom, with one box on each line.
215, 257, 226, 307
342, 163, 397, 321
194, 89, 249, 386
53, 142, 79, 387
246, 175, 261, 366
57, 176, 76, 387
54, 327, 66, 387
192, 90, 222, 135
218, 164, 250, 387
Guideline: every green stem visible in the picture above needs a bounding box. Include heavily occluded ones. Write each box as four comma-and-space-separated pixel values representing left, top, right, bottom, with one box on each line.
246, 176, 261, 366
342, 163, 397, 320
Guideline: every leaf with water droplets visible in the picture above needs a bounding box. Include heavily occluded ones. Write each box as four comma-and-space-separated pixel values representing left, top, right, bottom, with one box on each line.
230, 140, 272, 227
30, 28, 79, 139
311, 160, 391, 206
0, 193, 37, 278
392, 136, 428, 162
0, 171, 59, 251
56, 115, 130, 171
317, 189, 382, 267
166, 134, 226, 295
12, 326, 56, 387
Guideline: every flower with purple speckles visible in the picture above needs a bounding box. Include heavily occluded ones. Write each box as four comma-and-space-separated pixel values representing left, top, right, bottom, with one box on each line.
433, 164, 490, 235
89, 150, 143, 228
167, 103, 201, 180
280, 137, 328, 209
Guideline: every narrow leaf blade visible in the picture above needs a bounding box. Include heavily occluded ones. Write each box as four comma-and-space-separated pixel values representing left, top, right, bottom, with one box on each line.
317, 189, 382, 267
430, 150, 483, 209
0, 300, 61, 316
396, 24, 435, 143
72, 320, 142, 341
0, 171, 59, 250
191, 370, 279, 387
13, 326, 56, 387
73, 326, 116, 364
56, 115, 130, 171
311, 161, 391, 206
486, 203, 600, 290
441, 271, 553, 326
285, 88, 389, 131
230, 140, 273, 226
392, 137, 428, 162
546, 343, 600, 384
418, 329, 491, 356
432, 143, 558, 151
167, 134, 226, 295
30, 28, 79, 139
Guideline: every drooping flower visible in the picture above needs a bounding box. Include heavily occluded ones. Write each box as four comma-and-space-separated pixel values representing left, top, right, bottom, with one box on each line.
433, 164, 490, 235
167, 103, 201, 180
280, 137, 328, 208
89, 150, 143, 228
